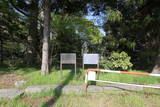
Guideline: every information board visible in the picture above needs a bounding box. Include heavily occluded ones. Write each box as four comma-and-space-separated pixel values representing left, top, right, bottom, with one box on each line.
83, 54, 99, 64
61, 53, 76, 64
60, 53, 76, 75
83, 54, 99, 69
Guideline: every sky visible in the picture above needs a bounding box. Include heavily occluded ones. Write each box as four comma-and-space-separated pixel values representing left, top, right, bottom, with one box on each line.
85, 6, 107, 35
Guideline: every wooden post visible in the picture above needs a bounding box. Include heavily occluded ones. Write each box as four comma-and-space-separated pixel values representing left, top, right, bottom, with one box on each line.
75, 63, 76, 75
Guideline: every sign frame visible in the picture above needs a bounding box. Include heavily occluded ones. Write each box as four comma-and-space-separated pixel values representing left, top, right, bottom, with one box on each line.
83, 54, 99, 69
60, 53, 77, 75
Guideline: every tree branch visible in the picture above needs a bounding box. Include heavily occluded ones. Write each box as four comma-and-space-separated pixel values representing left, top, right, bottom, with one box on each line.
9, 0, 29, 16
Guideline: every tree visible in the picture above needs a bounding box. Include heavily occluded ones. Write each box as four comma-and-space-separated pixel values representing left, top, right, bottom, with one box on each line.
10, 0, 41, 64
2, 0, 159, 73
50, 14, 103, 53
0, 0, 27, 62
152, 55, 160, 73
92, 0, 160, 71
41, 0, 51, 75
0, 39, 3, 63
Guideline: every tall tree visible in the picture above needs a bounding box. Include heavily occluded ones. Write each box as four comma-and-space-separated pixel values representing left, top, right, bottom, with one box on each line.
10, 0, 41, 64
92, 0, 160, 71
0, 0, 26, 62
0, 39, 3, 63
41, 0, 51, 75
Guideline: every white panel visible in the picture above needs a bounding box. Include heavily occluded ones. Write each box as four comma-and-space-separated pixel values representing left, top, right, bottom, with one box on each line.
83, 54, 99, 64
61, 53, 76, 64
88, 71, 96, 81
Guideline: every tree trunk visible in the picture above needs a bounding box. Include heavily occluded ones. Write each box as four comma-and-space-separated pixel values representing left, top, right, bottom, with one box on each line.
152, 34, 160, 74
152, 54, 160, 73
41, 0, 51, 75
0, 39, 3, 63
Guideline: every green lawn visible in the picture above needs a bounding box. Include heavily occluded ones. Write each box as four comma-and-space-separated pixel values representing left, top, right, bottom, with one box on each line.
0, 64, 160, 88
97, 70, 160, 85
20, 68, 160, 88
0, 66, 160, 107
22, 68, 85, 88
0, 88, 160, 107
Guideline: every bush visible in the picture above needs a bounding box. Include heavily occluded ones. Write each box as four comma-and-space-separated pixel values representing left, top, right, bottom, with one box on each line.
101, 51, 133, 70
8, 59, 23, 72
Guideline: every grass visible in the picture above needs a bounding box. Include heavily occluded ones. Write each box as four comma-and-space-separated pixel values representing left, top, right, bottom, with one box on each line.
0, 96, 28, 107
20, 68, 160, 88
0, 64, 160, 107
21, 68, 85, 88
97, 70, 160, 85
0, 63, 160, 88
0, 88, 160, 107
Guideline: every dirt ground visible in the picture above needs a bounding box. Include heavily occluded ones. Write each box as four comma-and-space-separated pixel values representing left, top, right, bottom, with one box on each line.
0, 74, 24, 89
22, 96, 54, 107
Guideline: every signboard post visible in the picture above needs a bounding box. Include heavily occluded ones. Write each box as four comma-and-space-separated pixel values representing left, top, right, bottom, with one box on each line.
83, 54, 99, 69
60, 53, 76, 75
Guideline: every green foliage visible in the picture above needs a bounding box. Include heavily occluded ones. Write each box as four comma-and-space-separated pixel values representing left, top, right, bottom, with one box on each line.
1, 0, 160, 70
8, 60, 17, 72
102, 34, 120, 50
101, 51, 133, 70
107, 10, 123, 22
0, 63, 10, 74
50, 14, 103, 54
125, 0, 145, 6
101, 31, 136, 57
103, 0, 160, 69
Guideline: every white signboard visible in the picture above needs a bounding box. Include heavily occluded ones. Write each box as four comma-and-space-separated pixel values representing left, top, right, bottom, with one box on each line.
83, 54, 99, 69
83, 54, 99, 64
61, 53, 76, 64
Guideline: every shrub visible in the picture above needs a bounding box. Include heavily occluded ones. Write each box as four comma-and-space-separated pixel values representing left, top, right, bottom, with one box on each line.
101, 51, 133, 70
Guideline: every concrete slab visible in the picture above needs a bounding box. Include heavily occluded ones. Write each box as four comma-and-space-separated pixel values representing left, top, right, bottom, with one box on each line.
25, 84, 144, 94
0, 89, 24, 99
25, 85, 84, 94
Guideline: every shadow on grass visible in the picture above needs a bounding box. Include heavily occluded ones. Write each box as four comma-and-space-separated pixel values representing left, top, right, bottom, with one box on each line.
42, 68, 82, 107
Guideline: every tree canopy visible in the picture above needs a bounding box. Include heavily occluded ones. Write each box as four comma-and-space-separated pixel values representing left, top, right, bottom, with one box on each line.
0, 0, 160, 73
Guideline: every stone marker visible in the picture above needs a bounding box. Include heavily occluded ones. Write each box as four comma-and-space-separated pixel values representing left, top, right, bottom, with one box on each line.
15, 80, 27, 87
